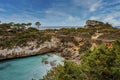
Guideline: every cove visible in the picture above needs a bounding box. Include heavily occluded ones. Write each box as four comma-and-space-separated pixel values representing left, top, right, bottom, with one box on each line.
0, 53, 64, 80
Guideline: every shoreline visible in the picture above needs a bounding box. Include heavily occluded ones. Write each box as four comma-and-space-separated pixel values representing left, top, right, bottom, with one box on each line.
0, 51, 64, 80
0, 51, 55, 62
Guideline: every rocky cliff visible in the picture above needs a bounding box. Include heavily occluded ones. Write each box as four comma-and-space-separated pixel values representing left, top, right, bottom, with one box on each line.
0, 37, 60, 60
0, 20, 119, 63
84, 20, 112, 28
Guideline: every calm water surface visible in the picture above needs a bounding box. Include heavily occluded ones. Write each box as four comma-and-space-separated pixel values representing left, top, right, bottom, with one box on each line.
0, 53, 64, 80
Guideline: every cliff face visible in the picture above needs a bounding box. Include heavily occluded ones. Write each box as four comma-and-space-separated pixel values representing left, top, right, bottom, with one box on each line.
0, 37, 60, 60
84, 20, 112, 28
0, 32, 117, 63
84, 20, 102, 28
0, 20, 119, 62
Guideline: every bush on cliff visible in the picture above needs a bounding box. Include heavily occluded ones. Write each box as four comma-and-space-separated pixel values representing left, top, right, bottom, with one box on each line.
81, 40, 120, 80
43, 61, 83, 80
0, 27, 52, 49
43, 40, 120, 80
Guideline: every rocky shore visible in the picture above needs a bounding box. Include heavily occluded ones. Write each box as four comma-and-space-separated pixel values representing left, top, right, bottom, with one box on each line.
0, 37, 60, 60
0, 20, 119, 64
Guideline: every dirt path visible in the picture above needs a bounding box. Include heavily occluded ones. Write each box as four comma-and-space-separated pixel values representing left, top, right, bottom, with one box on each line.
91, 33, 103, 40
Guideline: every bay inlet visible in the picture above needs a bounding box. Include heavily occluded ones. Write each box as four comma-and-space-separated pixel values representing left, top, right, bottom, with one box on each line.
0, 53, 64, 80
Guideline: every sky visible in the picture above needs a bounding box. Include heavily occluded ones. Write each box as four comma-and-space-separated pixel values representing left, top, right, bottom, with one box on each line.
0, 0, 120, 27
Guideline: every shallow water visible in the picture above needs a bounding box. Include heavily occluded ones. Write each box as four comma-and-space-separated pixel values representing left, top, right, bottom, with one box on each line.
0, 53, 64, 80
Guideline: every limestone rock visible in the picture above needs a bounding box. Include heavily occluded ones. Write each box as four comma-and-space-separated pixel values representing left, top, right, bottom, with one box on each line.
84, 20, 103, 28
0, 37, 61, 60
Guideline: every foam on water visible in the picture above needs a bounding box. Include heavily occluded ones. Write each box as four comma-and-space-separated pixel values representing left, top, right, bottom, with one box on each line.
0, 53, 64, 80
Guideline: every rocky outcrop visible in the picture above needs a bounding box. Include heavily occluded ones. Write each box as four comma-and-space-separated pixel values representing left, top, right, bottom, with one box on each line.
0, 37, 61, 60
84, 20, 103, 28
0, 33, 116, 64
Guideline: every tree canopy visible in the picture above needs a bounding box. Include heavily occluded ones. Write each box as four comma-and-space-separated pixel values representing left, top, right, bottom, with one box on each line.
35, 22, 41, 29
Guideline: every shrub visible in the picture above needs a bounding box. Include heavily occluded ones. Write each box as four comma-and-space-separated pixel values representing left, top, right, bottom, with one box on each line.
43, 61, 83, 80
43, 40, 120, 80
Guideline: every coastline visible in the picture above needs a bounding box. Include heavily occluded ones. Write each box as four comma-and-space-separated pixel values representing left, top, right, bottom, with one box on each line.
0, 51, 55, 62
0, 52, 64, 80
0, 37, 61, 61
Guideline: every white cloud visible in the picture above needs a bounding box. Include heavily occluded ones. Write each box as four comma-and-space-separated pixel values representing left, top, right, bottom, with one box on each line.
104, 11, 120, 26
89, 0, 102, 12
103, 15, 120, 26
45, 9, 69, 17
73, 0, 103, 12
43, 9, 85, 26
0, 13, 41, 26
90, 16, 100, 20
88, 0, 120, 26
64, 16, 85, 26
0, 0, 120, 27
89, 11, 120, 26
105, 0, 120, 6
0, 8, 6, 12
68, 16, 75, 21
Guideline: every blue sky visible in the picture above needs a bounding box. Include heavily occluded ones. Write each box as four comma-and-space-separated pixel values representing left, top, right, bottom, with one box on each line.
0, 0, 120, 26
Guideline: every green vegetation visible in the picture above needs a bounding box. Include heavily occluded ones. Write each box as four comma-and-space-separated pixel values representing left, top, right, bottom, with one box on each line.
79, 40, 92, 54
43, 61, 82, 80
43, 40, 120, 80
35, 22, 41, 29
0, 20, 120, 80
0, 20, 120, 49
0, 22, 52, 49
59, 36, 79, 46
97, 22, 113, 28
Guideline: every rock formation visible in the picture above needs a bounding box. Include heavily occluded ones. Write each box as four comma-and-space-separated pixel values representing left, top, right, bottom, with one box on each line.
0, 37, 60, 60
84, 20, 103, 28
0, 20, 119, 64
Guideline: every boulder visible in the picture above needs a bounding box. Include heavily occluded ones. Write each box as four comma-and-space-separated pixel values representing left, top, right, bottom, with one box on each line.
44, 61, 49, 64
50, 61, 56, 66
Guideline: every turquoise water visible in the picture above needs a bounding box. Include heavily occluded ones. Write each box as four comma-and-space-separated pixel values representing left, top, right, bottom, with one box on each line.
0, 53, 64, 80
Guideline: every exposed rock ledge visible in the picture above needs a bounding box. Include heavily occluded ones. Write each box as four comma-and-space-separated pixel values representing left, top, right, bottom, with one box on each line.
0, 37, 60, 60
